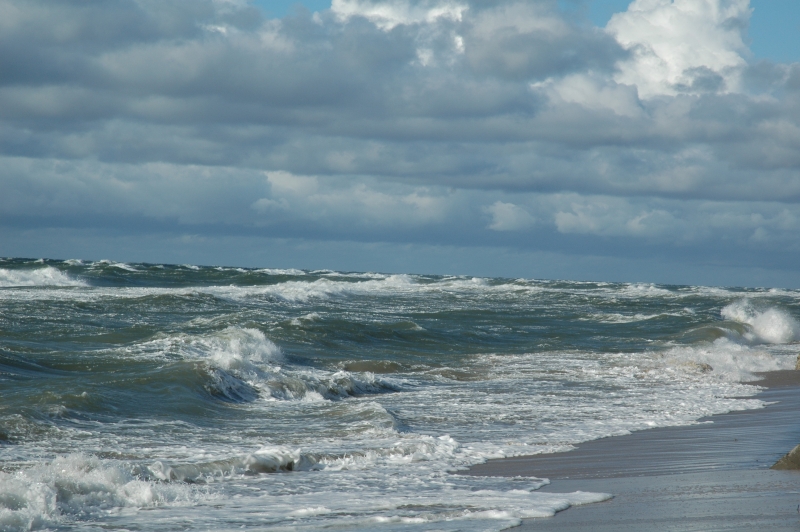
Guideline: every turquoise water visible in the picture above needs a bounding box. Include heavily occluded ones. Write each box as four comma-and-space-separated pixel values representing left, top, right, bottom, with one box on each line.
1, 258, 798, 530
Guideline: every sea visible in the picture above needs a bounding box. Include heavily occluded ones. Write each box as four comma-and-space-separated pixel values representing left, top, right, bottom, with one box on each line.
1, 257, 799, 531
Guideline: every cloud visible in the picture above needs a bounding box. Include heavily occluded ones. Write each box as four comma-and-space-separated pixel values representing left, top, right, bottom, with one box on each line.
553, 197, 678, 237
0, 0, 799, 283
259, 170, 451, 227
484, 201, 535, 231
332, 0, 467, 30
462, 1, 624, 81
267, 170, 319, 196
607, 0, 751, 97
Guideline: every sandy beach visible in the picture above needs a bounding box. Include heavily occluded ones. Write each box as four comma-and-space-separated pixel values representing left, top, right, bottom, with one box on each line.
465, 370, 800, 530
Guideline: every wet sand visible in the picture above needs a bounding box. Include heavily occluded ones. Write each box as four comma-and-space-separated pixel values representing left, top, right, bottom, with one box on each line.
465, 370, 800, 530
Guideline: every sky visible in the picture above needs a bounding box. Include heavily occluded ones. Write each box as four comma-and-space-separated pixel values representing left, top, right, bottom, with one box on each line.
262, 0, 800, 60
2, 0, 800, 287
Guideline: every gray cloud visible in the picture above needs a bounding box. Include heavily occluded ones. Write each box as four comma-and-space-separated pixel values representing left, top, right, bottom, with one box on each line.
1, 0, 799, 284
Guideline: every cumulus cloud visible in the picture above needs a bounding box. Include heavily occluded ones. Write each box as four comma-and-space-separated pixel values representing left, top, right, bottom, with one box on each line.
553, 197, 678, 237
332, 0, 467, 30
462, 2, 623, 81
607, 0, 751, 97
484, 201, 535, 231
0, 0, 799, 282
257, 170, 451, 227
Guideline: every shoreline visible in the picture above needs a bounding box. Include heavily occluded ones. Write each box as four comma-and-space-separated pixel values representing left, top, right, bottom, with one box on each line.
465, 369, 800, 530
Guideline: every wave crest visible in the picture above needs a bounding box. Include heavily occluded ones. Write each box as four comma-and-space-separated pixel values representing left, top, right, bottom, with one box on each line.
173, 328, 402, 403
143, 446, 318, 483
661, 337, 787, 382
0, 267, 86, 288
721, 300, 800, 344
0, 454, 192, 530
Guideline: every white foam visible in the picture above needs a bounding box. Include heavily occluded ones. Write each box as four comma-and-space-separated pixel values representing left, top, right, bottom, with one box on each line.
617, 283, 676, 298
216, 274, 499, 303
12, 264, 800, 531
253, 275, 417, 302
289, 312, 322, 326
721, 300, 800, 344
659, 337, 789, 382
136, 436, 609, 531
94, 260, 139, 272
109, 327, 284, 377
0, 267, 86, 288
145, 445, 315, 482
215, 478, 609, 531
255, 268, 307, 276
319, 271, 388, 279
0, 275, 529, 303
0, 454, 193, 530
128, 327, 402, 403
198, 327, 284, 372
8, 268, 797, 308
586, 311, 687, 324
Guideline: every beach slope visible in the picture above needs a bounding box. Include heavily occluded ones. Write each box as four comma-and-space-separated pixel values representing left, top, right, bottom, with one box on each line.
465, 371, 800, 530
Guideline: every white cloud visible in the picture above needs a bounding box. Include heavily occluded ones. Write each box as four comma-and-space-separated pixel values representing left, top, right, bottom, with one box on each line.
261, 170, 449, 227
532, 72, 644, 117
267, 170, 319, 196
484, 201, 535, 231
607, 0, 750, 97
553, 197, 678, 237
331, 0, 467, 30
251, 197, 289, 212
1, 0, 800, 281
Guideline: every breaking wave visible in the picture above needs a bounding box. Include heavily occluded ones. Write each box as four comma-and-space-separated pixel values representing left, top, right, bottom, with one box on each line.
721, 300, 800, 344
0, 267, 86, 288
0, 454, 193, 531
659, 337, 789, 382
142, 446, 320, 482
142, 327, 403, 403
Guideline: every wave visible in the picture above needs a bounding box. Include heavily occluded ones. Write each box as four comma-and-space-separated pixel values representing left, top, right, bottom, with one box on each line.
129, 328, 403, 403
142, 446, 319, 482
658, 337, 789, 382
0, 454, 193, 530
214, 276, 800, 305
91, 260, 140, 272
585, 310, 693, 324
0, 441, 609, 531
213, 275, 501, 303
203, 366, 261, 403
249, 275, 418, 302
721, 300, 800, 344
0, 267, 86, 288
263, 369, 402, 402
4, 261, 799, 309
288, 311, 322, 327
137, 439, 611, 529
255, 268, 307, 276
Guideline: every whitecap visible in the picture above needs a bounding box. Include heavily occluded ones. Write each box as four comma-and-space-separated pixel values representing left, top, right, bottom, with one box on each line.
255, 268, 307, 276
93, 260, 139, 272
0, 454, 193, 530
123, 327, 403, 403
0, 267, 86, 288
721, 300, 800, 344
658, 337, 789, 382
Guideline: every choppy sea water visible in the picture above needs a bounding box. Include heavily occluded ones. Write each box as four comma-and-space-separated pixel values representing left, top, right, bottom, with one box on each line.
1, 258, 799, 531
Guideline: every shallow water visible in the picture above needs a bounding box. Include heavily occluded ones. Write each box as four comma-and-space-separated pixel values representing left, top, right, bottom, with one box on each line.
1, 258, 798, 531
